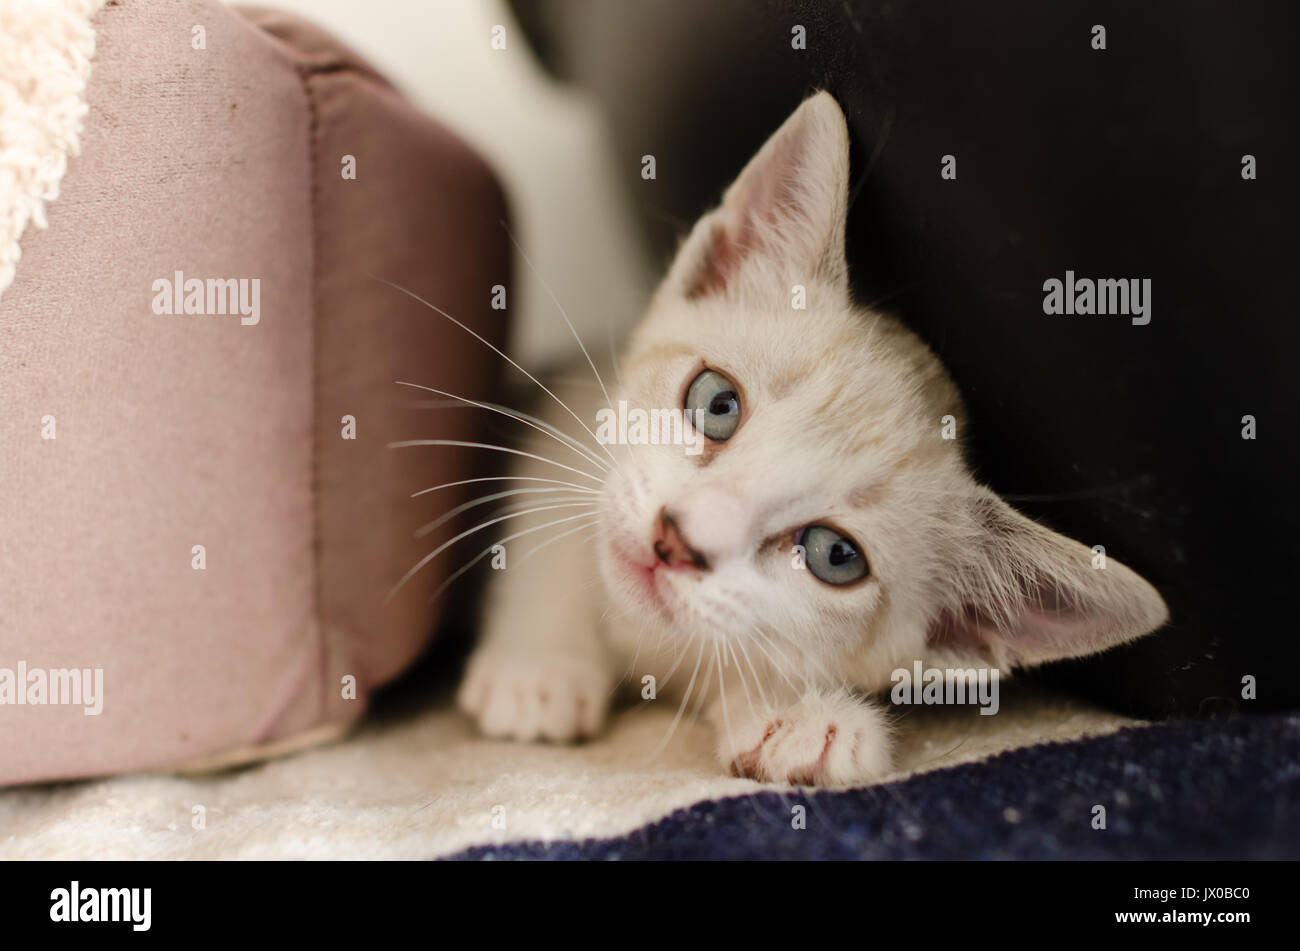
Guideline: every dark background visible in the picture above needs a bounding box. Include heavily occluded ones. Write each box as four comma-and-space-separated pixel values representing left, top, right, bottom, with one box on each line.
507, 0, 1300, 719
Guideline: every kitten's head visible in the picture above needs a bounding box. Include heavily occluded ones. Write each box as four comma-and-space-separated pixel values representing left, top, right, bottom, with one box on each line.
599, 92, 1167, 685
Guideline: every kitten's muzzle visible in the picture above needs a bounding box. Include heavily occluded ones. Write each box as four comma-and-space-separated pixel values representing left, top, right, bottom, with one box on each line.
653, 507, 710, 571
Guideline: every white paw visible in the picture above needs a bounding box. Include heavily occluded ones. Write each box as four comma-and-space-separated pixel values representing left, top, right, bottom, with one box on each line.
457, 646, 611, 743
718, 690, 891, 788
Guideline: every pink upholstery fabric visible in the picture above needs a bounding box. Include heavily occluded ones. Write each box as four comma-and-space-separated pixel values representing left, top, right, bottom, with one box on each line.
0, 0, 509, 784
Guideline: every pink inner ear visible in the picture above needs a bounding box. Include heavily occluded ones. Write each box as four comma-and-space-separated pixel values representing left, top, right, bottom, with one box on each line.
929, 607, 1000, 657
683, 222, 746, 300
929, 588, 1113, 667
682, 123, 808, 301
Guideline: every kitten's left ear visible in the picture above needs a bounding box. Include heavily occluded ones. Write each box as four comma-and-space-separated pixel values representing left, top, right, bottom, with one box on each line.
665, 91, 851, 302
928, 489, 1170, 669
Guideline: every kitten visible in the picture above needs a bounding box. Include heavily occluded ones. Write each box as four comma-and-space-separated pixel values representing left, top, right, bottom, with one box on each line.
456, 92, 1168, 787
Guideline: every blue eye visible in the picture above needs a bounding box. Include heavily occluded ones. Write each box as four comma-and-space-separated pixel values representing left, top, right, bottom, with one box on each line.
798, 525, 869, 586
685, 369, 742, 441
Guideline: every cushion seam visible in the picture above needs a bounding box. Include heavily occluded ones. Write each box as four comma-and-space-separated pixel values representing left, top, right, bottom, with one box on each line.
293, 61, 328, 726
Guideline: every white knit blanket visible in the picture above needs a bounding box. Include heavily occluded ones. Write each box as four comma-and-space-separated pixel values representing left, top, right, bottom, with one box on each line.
0, 685, 1133, 859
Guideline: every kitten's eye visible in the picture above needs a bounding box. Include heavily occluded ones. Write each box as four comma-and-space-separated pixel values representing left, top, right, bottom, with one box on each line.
798, 525, 869, 586
685, 369, 742, 441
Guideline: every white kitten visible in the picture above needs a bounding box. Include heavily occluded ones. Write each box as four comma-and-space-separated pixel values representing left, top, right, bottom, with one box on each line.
457, 92, 1168, 787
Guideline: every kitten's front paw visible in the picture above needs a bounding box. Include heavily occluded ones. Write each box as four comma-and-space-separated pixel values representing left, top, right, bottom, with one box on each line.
457, 646, 611, 743
718, 690, 891, 788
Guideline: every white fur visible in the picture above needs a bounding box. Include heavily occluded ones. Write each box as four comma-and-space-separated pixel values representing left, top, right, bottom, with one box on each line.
459, 92, 1168, 787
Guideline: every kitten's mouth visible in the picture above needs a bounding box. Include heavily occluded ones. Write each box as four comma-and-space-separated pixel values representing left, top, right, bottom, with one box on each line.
610, 540, 673, 613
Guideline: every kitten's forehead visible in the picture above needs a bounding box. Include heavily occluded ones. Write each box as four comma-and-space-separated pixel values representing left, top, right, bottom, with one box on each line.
630, 295, 939, 459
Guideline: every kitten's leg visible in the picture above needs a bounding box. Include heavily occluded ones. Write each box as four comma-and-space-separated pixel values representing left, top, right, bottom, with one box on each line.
458, 517, 617, 742
710, 684, 893, 788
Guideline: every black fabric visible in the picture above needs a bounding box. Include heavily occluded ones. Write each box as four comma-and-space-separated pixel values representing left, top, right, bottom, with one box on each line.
509, 0, 1300, 718
446, 712, 1300, 860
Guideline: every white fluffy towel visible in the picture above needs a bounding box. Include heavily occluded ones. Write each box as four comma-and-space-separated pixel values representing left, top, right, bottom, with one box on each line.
0, 0, 105, 302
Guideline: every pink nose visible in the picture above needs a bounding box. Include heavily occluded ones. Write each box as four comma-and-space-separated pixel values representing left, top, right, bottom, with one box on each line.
653, 506, 708, 570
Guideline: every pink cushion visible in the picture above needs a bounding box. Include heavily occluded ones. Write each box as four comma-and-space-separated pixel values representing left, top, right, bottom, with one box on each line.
0, 0, 509, 784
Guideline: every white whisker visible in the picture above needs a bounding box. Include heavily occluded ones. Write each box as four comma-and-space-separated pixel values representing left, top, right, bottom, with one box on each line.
388, 439, 604, 486
411, 475, 600, 499
726, 640, 761, 723
689, 648, 717, 726
714, 644, 736, 765
500, 221, 619, 432
372, 275, 619, 466
414, 487, 596, 539
732, 637, 772, 715
386, 501, 597, 603
395, 380, 610, 474
748, 626, 805, 698
656, 629, 694, 688
515, 516, 603, 567
651, 637, 706, 759
425, 511, 606, 605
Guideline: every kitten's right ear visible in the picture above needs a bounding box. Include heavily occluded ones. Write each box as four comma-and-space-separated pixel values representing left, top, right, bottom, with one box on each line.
664, 91, 851, 303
